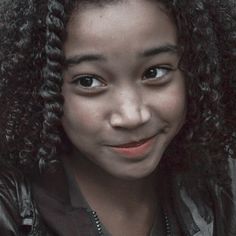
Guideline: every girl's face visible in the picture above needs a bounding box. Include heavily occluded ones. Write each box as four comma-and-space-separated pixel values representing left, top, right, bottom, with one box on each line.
62, 0, 186, 179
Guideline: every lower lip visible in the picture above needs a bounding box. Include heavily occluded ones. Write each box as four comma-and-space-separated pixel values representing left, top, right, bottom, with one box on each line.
110, 136, 156, 158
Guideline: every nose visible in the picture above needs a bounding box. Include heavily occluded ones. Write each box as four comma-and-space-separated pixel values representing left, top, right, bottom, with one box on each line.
109, 91, 151, 129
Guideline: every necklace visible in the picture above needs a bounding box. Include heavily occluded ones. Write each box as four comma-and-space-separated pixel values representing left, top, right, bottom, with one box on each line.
163, 209, 172, 236
91, 209, 172, 236
91, 211, 103, 235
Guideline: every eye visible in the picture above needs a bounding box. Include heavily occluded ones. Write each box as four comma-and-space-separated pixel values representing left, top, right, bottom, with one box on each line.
143, 66, 171, 81
71, 75, 106, 89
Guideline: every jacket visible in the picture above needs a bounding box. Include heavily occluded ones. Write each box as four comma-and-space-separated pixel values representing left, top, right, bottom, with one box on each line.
0, 158, 235, 236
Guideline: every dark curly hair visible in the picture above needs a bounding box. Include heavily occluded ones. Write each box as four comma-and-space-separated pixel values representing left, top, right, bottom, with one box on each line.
0, 0, 235, 186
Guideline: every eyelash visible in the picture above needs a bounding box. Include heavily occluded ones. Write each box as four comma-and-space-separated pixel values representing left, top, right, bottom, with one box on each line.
70, 65, 173, 90
71, 74, 106, 89
142, 66, 172, 83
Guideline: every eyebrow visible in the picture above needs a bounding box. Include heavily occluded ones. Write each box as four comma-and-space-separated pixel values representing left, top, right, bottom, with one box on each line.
64, 54, 106, 67
140, 44, 178, 57
64, 44, 178, 67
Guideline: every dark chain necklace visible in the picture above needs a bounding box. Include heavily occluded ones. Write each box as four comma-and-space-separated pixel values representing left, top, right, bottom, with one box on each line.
163, 209, 172, 236
91, 209, 172, 236
91, 211, 103, 235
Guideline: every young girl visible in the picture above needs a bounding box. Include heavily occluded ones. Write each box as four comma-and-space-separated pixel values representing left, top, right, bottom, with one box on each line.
0, 0, 235, 235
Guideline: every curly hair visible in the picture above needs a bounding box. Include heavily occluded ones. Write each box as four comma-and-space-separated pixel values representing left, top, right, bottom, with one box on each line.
0, 0, 235, 185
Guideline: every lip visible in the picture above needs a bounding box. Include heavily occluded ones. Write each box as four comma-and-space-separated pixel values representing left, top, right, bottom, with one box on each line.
109, 135, 156, 158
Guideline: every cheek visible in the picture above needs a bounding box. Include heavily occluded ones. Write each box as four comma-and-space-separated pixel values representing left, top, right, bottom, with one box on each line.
168, 86, 186, 125
61, 96, 103, 137
155, 79, 186, 125
164, 93, 186, 120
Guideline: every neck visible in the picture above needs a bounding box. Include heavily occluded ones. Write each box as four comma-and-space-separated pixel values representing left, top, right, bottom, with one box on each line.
63, 152, 165, 236
65, 153, 160, 210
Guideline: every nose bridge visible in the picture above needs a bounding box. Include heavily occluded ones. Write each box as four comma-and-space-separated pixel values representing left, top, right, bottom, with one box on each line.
110, 86, 151, 128
121, 89, 141, 115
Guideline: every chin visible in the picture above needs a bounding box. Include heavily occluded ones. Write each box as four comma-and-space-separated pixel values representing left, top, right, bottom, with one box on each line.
108, 161, 160, 181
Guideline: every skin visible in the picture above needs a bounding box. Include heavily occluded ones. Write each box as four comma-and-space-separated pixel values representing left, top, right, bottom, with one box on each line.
62, 0, 186, 235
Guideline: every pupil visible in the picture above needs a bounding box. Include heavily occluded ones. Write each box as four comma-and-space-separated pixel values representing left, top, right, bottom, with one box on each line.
80, 77, 93, 87
146, 69, 157, 78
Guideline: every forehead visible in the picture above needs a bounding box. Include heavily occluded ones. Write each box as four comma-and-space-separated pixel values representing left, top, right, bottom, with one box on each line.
68, 0, 169, 24
64, 0, 176, 56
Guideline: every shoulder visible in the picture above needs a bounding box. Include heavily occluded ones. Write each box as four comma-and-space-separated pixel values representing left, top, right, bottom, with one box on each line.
216, 157, 236, 236
169, 172, 214, 236
187, 157, 236, 236
0, 166, 33, 235
0, 166, 27, 234
0, 165, 30, 190
0, 166, 33, 210
207, 157, 236, 235
0, 165, 30, 203
0, 166, 51, 236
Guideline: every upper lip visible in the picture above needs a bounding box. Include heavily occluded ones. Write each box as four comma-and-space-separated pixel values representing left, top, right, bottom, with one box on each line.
108, 134, 156, 148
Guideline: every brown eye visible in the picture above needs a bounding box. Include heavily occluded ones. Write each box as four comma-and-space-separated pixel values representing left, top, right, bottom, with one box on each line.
80, 77, 95, 87
72, 75, 105, 88
143, 67, 170, 80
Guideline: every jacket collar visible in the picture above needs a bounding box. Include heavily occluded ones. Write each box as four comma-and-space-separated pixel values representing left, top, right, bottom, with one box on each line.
170, 171, 214, 236
32, 163, 100, 236
32, 163, 215, 236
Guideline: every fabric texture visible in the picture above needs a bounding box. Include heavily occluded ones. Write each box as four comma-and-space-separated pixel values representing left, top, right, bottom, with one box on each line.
0, 158, 235, 236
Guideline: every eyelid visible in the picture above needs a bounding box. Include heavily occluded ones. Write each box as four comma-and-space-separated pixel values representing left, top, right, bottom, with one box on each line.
71, 73, 100, 82
69, 74, 108, 96
71, 74, 106, 86
142, 65, 174, 81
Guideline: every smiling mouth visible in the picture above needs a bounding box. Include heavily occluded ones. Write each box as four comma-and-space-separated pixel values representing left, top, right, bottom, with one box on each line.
108, 135, 157, 158
112, 136, 155, 148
